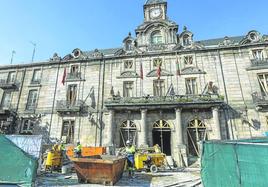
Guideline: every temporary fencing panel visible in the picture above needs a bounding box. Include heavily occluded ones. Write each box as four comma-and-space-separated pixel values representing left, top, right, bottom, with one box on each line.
201, 138, 268, 187
0, 135, 38, 187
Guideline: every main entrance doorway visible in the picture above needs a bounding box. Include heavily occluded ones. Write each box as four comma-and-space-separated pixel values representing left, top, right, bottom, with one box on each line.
187, 118, 207, 157
152, 120, 171, 155
119, 120, 137, 147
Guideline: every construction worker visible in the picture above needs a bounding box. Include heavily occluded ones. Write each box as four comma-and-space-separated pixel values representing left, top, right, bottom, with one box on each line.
74, 141, 82, 158
125, 140, 136, 178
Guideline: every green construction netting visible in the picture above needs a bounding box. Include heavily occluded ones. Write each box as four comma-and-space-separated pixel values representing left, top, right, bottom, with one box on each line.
201, 138, 268, 187
0, 135, 38, 187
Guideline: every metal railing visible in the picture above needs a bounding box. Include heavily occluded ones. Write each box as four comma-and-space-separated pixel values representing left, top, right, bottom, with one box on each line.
30, 79, 41, 85
56, 100, 84, 112
66, 72, 82, 80
0, 79, 19, 89
105, 94, 224, 105
250, 58, 268, 66
251, 92, 268, 105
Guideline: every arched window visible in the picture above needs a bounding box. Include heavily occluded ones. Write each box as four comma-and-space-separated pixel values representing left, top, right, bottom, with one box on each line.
151, 31, 163, 44
183, 34, 191, 46
125, 41, 132, 51
120, 120, 137, 147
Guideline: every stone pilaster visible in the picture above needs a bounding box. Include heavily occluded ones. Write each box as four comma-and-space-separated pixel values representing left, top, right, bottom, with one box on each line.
212, 107, 222, 140
175, 108, 183, 145
138, 109, 147, 146
107, 110, 114, 146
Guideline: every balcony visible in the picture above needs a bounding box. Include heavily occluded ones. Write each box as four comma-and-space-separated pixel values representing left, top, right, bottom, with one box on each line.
0, 105, 15, 115
56, 100, 87, 114
250, 58, 268, 67
66, 72, 83, 82
0, 79, 19, 90
252, 92, 268, 110
105, 94, 224, 110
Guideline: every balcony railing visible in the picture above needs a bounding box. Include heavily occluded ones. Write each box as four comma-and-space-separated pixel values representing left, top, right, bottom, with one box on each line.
105, 94, 224, 106
0, 105, 15, 114
0, 79, 19, 90
30, 79, 41, 85
56, 100, 85, 113
250, 58, 268, 66
251, 92, 268, 107
66, 72, 82, 81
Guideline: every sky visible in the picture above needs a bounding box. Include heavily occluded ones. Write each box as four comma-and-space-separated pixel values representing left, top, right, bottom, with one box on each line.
0, 0, 267, 65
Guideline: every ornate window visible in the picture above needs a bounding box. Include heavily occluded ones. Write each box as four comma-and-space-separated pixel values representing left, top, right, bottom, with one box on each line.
153, 120, 171, 129
257, 73, 268, 97
126, 41, 132, 51
123, 81, 134, 97
187, 119, 207, 156
151, 31, 163, 45
26, 90, 38, 110
184, 56, 193, 66
153, 58, 162, 68
252, 49, 264, 60
185, 78, 197, 95
124, 60, 134, 70
153, 79, 165, 96
183, 34, 191, 46
120, 120, 137, 147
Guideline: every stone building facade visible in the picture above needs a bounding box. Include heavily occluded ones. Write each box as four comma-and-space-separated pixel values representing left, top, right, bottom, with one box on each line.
1, 0, 268, 165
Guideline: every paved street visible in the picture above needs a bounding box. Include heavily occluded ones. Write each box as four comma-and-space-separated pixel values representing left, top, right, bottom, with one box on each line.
37, 168, 202, 187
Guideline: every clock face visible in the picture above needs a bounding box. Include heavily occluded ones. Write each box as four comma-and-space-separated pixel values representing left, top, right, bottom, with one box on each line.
150, 8, 162, 19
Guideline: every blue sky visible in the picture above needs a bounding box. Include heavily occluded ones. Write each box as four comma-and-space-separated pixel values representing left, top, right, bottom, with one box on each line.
0, 0, 267, 65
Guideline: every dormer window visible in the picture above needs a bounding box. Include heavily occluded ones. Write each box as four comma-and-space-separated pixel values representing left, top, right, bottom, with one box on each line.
183, 34, 191, 46
151, 31, 163, 44
124, 60, 134, 70
126, 41, 133, 51
250, 33, 257, 41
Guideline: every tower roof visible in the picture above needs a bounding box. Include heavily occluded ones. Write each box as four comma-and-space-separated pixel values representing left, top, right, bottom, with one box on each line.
145, 0, 166, 5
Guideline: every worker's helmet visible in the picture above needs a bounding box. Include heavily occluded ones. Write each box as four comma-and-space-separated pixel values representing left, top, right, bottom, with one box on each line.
126, 140, 131, 145
77, 140, 80, 144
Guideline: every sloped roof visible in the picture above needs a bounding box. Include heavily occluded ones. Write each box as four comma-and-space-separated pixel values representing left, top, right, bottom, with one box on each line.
198, 36, 244, 46
145, 0, 166, 5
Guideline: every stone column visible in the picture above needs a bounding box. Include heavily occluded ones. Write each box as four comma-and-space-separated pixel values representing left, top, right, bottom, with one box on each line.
175, 108, 183, 145
107, 110, 114, 146
212, 107, 222, 140
139, 109, 147, 146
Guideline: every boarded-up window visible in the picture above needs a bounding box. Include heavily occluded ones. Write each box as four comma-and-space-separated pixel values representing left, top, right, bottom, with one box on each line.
185, 78, 197, 95
153, 79, 165, 96
26, 90, 38, 110
123, 81, 133, 97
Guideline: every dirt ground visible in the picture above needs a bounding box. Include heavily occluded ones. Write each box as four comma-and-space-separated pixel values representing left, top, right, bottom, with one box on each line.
37, 168, 202, 187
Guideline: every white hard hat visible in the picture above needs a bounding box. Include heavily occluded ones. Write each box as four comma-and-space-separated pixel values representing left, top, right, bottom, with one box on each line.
126, 140, 130, 144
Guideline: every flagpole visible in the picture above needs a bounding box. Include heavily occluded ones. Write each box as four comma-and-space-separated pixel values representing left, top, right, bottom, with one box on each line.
10, 50, 16, 64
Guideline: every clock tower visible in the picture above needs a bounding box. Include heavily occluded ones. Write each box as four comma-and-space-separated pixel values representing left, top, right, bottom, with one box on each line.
144, 0, 167, 21
135, 0, 178, 51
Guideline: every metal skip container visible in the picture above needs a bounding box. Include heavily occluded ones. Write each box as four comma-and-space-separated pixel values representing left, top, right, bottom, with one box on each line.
71, 155, 126, 185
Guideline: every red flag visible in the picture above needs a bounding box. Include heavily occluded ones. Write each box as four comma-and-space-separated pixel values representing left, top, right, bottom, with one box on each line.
140, 61, 143, 80
61, 67, 67, 85
157, 65, 161, 79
